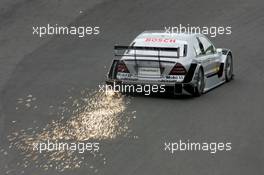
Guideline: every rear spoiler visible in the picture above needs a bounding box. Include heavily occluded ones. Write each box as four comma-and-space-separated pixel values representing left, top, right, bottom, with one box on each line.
111, 45, 182, 79
114, 45, 180, 58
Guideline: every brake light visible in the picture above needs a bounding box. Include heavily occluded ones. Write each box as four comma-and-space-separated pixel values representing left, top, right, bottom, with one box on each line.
116, 61, 129, 73
169, 63, 187, 75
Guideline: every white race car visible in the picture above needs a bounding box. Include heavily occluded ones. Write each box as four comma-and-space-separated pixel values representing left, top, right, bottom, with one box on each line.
106, 31, 233, 96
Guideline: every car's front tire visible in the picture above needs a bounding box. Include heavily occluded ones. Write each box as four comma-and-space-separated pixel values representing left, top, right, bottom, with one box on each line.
225, 54, 233, 82
193, 68, 205, 97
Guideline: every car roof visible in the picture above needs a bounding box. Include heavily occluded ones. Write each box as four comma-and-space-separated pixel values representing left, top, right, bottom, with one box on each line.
135, 30, 202, 42
132, 30, 204, 58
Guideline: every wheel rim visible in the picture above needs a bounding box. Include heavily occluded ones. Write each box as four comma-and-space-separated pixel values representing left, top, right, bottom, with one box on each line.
197, 70, 203, 92
226, 56, 233, 79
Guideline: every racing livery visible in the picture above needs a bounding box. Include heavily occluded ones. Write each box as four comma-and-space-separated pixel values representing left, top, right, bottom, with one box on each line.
106, 31, 233, 96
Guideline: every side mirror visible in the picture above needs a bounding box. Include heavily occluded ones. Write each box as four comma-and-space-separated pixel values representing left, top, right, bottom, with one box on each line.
216, 48, 223, 53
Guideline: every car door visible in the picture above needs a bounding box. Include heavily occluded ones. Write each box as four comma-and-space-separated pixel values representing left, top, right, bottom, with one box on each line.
197, 36, 221, 78
193, 37, 213, 77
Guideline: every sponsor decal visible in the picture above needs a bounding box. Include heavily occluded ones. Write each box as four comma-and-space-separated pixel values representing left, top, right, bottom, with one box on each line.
145, 38, 176, 43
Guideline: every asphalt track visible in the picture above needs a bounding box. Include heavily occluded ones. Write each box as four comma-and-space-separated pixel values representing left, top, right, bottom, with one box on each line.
0, 0, 264, 174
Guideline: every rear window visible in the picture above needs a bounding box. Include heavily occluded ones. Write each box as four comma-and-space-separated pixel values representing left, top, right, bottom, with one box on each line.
133, 40, 187, 57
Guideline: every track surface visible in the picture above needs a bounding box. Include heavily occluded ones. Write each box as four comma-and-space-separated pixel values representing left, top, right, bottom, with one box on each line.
1, 0, 264, 174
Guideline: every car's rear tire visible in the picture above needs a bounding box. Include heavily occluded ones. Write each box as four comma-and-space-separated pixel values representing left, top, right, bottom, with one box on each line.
193, 68, 205, 97
225, 54, 233, 82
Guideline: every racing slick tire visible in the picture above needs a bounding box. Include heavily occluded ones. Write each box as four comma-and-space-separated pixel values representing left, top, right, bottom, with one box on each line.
193, 68, 205, 97
225, 54, 233, 82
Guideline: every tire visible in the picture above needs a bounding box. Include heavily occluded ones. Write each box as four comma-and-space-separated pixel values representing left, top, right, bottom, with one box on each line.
193, 68, 205, 97
225, 54, 233, 82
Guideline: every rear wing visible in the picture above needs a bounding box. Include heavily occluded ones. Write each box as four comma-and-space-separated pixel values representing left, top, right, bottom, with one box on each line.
107, 45, 182, 80
114, 45, 180, 58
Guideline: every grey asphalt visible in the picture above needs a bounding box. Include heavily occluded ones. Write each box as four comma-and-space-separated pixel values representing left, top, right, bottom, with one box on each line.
0, 0, 264, 174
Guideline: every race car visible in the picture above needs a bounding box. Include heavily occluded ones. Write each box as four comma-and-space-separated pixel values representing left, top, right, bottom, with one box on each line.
106, 31, 233, 96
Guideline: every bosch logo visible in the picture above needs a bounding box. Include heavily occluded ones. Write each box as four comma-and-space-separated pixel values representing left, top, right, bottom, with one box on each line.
144, 38, 176, 43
